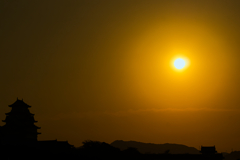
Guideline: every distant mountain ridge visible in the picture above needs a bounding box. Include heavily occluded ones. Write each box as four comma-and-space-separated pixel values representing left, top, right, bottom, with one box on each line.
110, 140, 201, 154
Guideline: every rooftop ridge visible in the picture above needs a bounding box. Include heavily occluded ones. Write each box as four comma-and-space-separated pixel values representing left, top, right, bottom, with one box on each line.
8, 98, 31, 108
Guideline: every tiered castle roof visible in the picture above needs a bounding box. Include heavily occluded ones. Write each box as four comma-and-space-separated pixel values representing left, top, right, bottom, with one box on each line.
1, 98, 41, 145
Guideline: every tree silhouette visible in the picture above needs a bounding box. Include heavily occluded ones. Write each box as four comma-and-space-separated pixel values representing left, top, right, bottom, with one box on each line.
164, 149, 170, 154
77, 140, 121, 159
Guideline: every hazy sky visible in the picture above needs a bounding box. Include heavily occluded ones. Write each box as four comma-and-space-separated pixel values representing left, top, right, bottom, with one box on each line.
1, 0, 240, 152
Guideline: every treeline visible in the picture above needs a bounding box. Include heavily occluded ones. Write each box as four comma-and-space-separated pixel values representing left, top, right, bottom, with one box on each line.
0, 140, 143, 160
0, 140, 225, 160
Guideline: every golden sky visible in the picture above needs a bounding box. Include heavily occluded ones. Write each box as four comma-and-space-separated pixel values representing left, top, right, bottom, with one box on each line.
1, 0, 240, 152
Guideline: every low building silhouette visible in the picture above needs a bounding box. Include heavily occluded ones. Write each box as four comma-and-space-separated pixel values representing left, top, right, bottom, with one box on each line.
200, 146, 217, 154
143, 146, 223, 160
37, 139, 74, 152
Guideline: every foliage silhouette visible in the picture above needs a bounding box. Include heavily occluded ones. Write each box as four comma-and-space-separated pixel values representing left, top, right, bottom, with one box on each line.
164, 149, 170, 154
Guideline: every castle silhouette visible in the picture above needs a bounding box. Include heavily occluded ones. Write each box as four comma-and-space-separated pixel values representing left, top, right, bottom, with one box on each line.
0, 98, 73, 151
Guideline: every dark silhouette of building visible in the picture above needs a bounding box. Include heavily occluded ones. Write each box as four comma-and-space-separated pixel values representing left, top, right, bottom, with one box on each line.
142, 146, 223, 160
200, 146, 217, 154
0, 99, 74, 152
37, 139, 74, 152
1, 98, 40, 145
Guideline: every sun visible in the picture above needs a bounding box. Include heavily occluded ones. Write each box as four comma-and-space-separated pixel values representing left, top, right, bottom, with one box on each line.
174, 58, 186, 69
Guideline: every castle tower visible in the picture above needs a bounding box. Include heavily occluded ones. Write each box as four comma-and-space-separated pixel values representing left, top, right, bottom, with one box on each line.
1, 98, 41, 145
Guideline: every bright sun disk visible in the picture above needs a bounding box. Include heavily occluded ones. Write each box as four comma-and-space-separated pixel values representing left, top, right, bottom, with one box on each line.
174, 58, 186, 69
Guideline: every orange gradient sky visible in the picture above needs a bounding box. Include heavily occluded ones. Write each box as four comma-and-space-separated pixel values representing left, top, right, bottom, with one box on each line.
1, 0, 240, 152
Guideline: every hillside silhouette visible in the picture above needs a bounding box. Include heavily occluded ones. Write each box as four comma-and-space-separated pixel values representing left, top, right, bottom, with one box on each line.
111, 140, 201, 154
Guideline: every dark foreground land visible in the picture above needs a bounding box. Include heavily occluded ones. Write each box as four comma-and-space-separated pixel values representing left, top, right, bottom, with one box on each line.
0, 141, 225, 160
